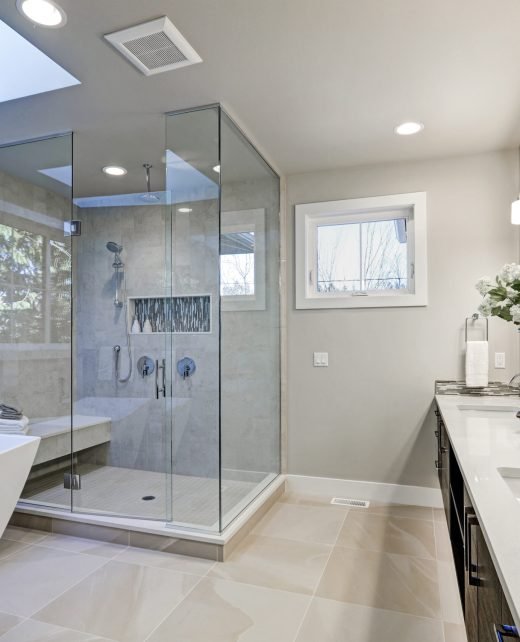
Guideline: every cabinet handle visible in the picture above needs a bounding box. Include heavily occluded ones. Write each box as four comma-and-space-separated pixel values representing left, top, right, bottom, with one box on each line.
495, 625, 519, 642
465, 511, 481, 586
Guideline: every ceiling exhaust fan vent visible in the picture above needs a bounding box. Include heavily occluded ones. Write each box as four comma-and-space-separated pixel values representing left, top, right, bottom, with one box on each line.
104, 16, 202, 76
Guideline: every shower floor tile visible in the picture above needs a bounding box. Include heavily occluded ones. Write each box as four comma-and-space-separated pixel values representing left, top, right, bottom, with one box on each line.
23, 466, 265, 528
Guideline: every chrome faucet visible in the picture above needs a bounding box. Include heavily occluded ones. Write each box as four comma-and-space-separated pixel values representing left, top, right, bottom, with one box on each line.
509, 373, 520, 388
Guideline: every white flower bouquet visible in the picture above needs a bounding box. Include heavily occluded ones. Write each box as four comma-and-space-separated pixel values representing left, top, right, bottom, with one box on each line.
476, 263, 520, 324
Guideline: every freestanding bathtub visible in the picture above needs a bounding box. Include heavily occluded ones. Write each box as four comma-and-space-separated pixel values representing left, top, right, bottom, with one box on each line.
0, 434, 40, 538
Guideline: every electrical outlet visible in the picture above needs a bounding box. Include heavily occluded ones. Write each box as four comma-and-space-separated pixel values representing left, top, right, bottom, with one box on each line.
494, 352, 506, 369
313, 352, 329, 367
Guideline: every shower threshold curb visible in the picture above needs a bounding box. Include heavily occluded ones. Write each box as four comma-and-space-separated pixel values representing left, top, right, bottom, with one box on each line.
11, 474, 286, 561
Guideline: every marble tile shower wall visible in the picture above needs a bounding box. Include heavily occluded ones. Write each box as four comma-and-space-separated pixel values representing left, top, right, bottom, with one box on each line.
0, 170, 71, 420
220, 177, 281, 475
75, 202, 220, 477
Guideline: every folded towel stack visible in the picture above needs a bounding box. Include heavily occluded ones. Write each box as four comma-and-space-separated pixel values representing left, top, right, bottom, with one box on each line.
0, 403, 23, 421
0, 403, 29, 434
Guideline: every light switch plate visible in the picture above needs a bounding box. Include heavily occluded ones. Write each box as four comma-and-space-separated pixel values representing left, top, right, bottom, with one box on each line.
494, 352, 506, 369
313, 352, 329, 367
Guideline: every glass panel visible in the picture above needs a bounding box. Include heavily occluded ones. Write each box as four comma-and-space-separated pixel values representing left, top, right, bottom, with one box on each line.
0, 134, 73, 508
219, 110, 281, 530
317, 217, 408, 293
70, 123, 174, 521
361, 219, 408, 290
317, 222, 360, 292
166, 106, 221, 531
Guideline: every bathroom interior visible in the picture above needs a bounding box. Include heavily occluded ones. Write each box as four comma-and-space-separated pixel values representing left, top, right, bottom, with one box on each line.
1, 1, 520, 641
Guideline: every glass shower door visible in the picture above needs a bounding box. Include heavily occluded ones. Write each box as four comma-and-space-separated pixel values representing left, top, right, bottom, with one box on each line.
70, 170, 174, 521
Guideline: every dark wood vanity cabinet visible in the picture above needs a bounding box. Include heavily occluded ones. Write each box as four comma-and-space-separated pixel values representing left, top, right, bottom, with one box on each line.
434, 403, 518, 642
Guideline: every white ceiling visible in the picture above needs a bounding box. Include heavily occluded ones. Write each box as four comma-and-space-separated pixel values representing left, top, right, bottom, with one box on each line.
0, 0, 519, 184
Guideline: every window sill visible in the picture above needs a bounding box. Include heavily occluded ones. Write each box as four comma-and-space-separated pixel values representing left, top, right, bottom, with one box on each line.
296, 292, 428, 310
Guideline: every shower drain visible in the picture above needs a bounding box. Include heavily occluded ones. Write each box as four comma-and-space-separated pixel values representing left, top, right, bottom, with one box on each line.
142, 495, 156, 501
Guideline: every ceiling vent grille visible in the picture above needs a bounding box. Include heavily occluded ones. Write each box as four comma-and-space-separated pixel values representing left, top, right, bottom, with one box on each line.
104, 16, 202, 76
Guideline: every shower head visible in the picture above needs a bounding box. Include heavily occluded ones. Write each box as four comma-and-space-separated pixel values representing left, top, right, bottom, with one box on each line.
106, 241, 123, 254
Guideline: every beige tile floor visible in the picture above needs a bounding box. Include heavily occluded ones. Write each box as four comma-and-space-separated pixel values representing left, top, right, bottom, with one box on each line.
0, 494, 468, 641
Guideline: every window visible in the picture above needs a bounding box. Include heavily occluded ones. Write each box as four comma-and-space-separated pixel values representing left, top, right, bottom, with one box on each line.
220, 209, 266, 311
0, 220, 71, 344
295, 192, 427, 309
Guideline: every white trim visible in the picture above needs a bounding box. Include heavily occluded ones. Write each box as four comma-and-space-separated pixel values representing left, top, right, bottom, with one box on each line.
295, 192, 428, 309
286, 474, 442, 508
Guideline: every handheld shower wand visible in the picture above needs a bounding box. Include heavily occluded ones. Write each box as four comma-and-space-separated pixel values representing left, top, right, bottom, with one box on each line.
106, 242, 132, 383
106, 242, 124, 308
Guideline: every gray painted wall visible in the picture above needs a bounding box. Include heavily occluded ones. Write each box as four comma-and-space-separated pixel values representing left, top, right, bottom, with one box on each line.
286, 150, 519, 488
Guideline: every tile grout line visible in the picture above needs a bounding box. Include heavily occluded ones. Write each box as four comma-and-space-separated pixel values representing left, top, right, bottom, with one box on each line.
109, 546, 217, 579
142, 574, 207, 641
24, 551, 112, 621
290, 506, 352, 642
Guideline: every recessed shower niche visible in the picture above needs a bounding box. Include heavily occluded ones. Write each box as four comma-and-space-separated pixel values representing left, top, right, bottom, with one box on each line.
129, 295, 211, 334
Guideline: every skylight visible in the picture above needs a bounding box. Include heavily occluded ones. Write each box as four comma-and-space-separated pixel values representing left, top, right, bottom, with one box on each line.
0, 19, 80, 104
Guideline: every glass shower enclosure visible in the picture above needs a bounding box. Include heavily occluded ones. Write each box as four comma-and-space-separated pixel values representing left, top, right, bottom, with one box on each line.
0, 104, 280, 534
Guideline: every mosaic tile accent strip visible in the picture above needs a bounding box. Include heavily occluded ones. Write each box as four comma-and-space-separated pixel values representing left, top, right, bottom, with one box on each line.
131, 295, 210, 334
435, 380, 520, 397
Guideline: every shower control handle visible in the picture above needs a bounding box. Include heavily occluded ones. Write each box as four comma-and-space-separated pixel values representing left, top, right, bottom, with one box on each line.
155, 358, 166, 399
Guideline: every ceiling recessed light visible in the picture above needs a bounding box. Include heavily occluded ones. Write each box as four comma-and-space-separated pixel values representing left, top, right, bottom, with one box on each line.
213, 164, 220, 174
16, 0, 67, 28
178, 207, 192, 213
102, 165, 127, 176
394, 122, 424, 136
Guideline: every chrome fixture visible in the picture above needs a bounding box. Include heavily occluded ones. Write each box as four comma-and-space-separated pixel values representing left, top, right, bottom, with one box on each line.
177, 356, 196, 379
107, 242, 131, 383
106, 241, 124, 307
155, 358, 166, 399
137, 356, 155, 378
141, 163, 159, 202
509, 373, 520, 389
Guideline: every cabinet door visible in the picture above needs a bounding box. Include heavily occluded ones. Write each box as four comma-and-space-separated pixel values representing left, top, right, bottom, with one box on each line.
477, 527, 503, 642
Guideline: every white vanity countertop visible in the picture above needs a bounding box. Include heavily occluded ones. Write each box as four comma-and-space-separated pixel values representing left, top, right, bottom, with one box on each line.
435, 394, 520, 627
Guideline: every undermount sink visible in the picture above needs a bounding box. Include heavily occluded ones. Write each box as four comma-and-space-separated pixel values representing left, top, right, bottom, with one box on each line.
498, 467, 520, 502
457, 405, 520, 413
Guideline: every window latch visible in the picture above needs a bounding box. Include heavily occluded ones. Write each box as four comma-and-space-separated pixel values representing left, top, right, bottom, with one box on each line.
309, 270, 313, 285
352, 291, 368, 297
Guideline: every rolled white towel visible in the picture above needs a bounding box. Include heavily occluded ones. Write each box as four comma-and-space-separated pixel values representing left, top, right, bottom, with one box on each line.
0, 416, 29, 430
465, 341, 489, 388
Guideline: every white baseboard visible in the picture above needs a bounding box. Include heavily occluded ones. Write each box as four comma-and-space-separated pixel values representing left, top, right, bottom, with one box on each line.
286, 474, 442, 508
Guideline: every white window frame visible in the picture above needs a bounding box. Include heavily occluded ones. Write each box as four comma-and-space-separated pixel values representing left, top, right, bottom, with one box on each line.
295, 192, 427, 309
221, 208, 266, 312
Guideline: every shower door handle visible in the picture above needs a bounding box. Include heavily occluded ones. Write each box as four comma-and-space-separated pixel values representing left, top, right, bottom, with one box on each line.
155, 358, 166, 399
